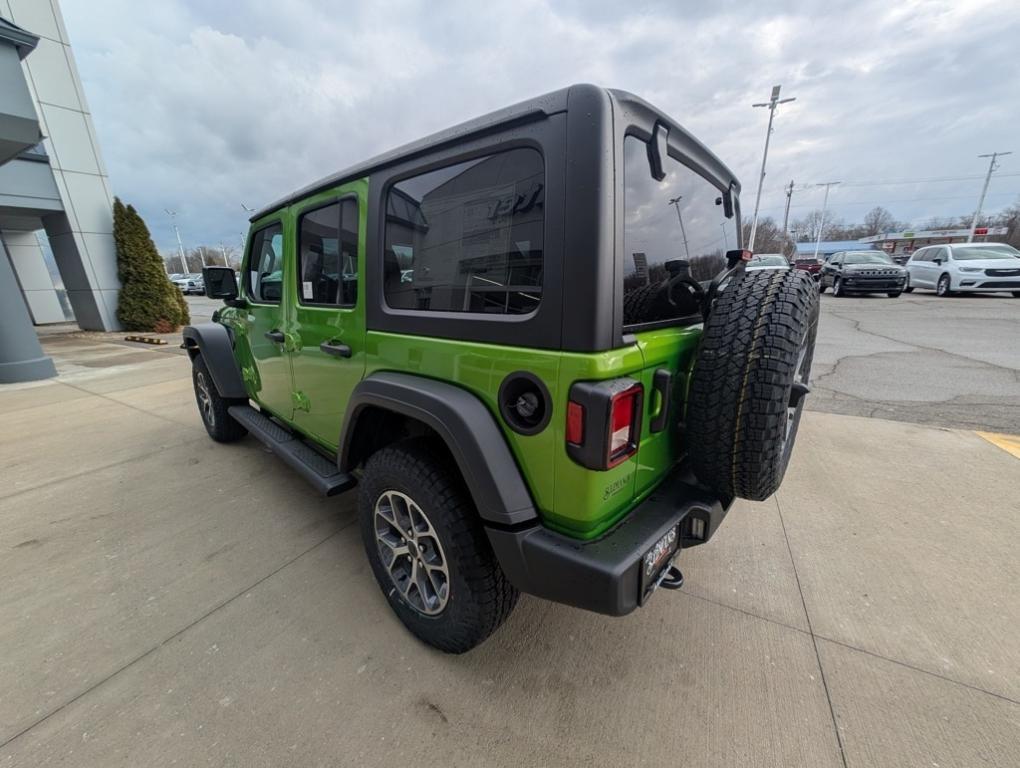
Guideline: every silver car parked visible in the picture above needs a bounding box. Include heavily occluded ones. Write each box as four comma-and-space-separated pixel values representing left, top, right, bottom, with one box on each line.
904, 242, 1020, 297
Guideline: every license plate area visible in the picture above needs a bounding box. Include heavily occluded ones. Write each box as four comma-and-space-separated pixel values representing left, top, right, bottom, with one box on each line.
639, 524, 680, 603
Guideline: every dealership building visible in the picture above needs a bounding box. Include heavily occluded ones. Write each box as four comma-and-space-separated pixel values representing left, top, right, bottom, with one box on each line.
1, 0, 118, 383
859, 226, 1009, 259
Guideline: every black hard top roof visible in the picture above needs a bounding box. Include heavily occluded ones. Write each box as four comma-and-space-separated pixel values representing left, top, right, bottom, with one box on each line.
251, 84, 739, 221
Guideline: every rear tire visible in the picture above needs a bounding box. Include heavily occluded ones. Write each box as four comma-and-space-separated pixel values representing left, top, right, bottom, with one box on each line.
686, 269, 819, 501
359, 439, 518, 653
887, 291, 902, 298
192, 353, 247, 442
1011, 291, 1020, 298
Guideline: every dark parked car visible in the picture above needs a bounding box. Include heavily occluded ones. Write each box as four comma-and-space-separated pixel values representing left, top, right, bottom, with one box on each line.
819, 250, 907, 297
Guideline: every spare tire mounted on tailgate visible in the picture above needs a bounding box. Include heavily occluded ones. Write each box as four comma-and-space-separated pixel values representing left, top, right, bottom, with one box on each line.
686, 268, 819, 501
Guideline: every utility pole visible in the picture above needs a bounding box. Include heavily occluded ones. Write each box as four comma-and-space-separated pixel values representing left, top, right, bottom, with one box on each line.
748, 84, 796, 250
811, 182, 841, 261
165, 209, 188, 274
968, 151, 1011, 242
668, 196, 691, 260
782, 179, 795, 233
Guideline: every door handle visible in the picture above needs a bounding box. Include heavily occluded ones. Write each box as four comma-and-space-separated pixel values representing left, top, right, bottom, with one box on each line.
320, 340, 352, 358
264, 330, 285, 343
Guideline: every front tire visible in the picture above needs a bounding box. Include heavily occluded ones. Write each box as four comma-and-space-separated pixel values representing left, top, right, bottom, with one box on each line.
832, 277, 844, 297
359, 439, 518, 653
937, 274, 953, 297
887, 291, 902, 298
192, 353, 248, 442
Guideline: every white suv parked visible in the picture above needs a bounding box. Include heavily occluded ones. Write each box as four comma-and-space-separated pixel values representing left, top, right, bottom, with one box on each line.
905, 242, 1020, 297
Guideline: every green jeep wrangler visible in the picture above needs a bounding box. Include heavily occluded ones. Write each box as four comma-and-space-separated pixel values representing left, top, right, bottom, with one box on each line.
184, 84, 818, 653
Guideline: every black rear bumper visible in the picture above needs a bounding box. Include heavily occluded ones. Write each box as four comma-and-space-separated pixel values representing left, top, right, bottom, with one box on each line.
486, 469, 731, 616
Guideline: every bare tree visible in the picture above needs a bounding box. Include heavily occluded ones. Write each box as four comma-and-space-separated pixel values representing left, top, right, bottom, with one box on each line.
862, 206, 897, 236
741, 216, 793, 254
791, 209, 845, 243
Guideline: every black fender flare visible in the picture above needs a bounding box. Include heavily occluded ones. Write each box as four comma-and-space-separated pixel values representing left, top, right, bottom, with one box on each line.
339, 372, 538, 527
181, 323, 248, 399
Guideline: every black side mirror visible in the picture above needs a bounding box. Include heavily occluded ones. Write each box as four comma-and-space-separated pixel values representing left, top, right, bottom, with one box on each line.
203, 266, 239, 301
932, 257, 943, 265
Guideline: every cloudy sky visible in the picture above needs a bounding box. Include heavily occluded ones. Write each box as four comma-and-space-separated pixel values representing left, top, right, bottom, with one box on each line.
57, 0, 1020, 252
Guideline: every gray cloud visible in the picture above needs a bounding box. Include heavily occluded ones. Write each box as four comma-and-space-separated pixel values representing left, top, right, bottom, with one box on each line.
61, 0, 1020, 251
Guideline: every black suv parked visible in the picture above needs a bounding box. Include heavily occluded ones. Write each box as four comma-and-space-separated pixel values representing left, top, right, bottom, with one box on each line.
819, 250, 907, 297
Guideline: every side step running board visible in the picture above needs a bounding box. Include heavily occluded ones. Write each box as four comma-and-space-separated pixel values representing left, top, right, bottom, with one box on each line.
228, 405, 356, 497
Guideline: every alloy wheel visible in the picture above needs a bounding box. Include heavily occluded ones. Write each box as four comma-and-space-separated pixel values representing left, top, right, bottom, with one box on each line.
373, 490, 450, 616
195, 371, 215, 427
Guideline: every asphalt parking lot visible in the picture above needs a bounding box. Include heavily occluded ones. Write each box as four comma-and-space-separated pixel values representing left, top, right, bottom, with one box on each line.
810, 291, 1020, 433
0, 295, 1018, 767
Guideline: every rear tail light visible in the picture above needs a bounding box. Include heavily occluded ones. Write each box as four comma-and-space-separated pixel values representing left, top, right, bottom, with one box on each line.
607, 384, 641, 467
566, 401, 585, 445
566, 378, 643, 470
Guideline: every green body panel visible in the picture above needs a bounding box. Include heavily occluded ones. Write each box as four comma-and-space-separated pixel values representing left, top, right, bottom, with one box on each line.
223, 179, 703, 541
227, 215, 293, 422
288, 182, 368, 447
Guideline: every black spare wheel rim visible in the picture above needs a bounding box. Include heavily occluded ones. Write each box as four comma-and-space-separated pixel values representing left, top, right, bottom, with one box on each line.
685, 268, 819, 501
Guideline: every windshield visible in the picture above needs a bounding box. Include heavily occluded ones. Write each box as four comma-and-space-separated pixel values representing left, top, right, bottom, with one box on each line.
749, 255, 787, 266
843, 252, 893, 265
623, 135, 737, 326
951, 245, 1020, 261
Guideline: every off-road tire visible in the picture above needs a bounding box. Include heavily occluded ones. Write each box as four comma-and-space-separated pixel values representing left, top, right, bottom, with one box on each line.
192, 353, 248, 442
686, 269, 819, 501
359, 439, 518, 653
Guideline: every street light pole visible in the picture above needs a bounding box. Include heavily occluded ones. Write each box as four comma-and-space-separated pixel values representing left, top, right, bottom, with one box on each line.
748, 85, 796, 251
668, 196, 691, 259
165, 209, 188, 274
811, 182, 841, 261
782, 179, 795, 234
967, 151, 1011, 242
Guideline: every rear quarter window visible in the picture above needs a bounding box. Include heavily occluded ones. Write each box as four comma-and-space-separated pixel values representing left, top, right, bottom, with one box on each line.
383, 147, 544, 315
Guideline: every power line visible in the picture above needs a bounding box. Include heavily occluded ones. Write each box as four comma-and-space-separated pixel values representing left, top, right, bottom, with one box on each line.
755, 189, 1019, 215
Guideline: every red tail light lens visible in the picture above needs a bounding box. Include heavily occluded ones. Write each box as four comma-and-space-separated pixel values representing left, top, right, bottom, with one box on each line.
607, 384, 642, 467
566, 401, 585, 445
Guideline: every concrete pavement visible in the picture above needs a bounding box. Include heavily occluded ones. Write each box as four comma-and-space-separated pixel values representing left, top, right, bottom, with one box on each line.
0, 334, 1018, 767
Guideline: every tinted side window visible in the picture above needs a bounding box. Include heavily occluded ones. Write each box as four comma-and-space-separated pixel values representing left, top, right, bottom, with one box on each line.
298, 199, 359, 306
383, 147, 544, 315
623, 134, 737, 324
246, 224, 284, 304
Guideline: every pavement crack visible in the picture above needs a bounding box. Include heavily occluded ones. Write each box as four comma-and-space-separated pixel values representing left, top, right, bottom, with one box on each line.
0, 520, 356, 751
774, 492, 850, 768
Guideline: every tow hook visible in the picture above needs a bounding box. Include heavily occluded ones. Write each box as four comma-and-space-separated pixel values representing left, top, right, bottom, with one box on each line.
658, 564, 684, 591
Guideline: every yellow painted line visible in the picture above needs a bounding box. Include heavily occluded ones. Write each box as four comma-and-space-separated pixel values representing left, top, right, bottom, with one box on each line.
975, 431, 1020, 460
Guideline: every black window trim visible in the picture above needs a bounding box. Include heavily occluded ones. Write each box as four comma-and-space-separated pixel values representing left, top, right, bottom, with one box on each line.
294, 194, 360, 310
378, 141, 547, 322
243, 218, 286, 307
